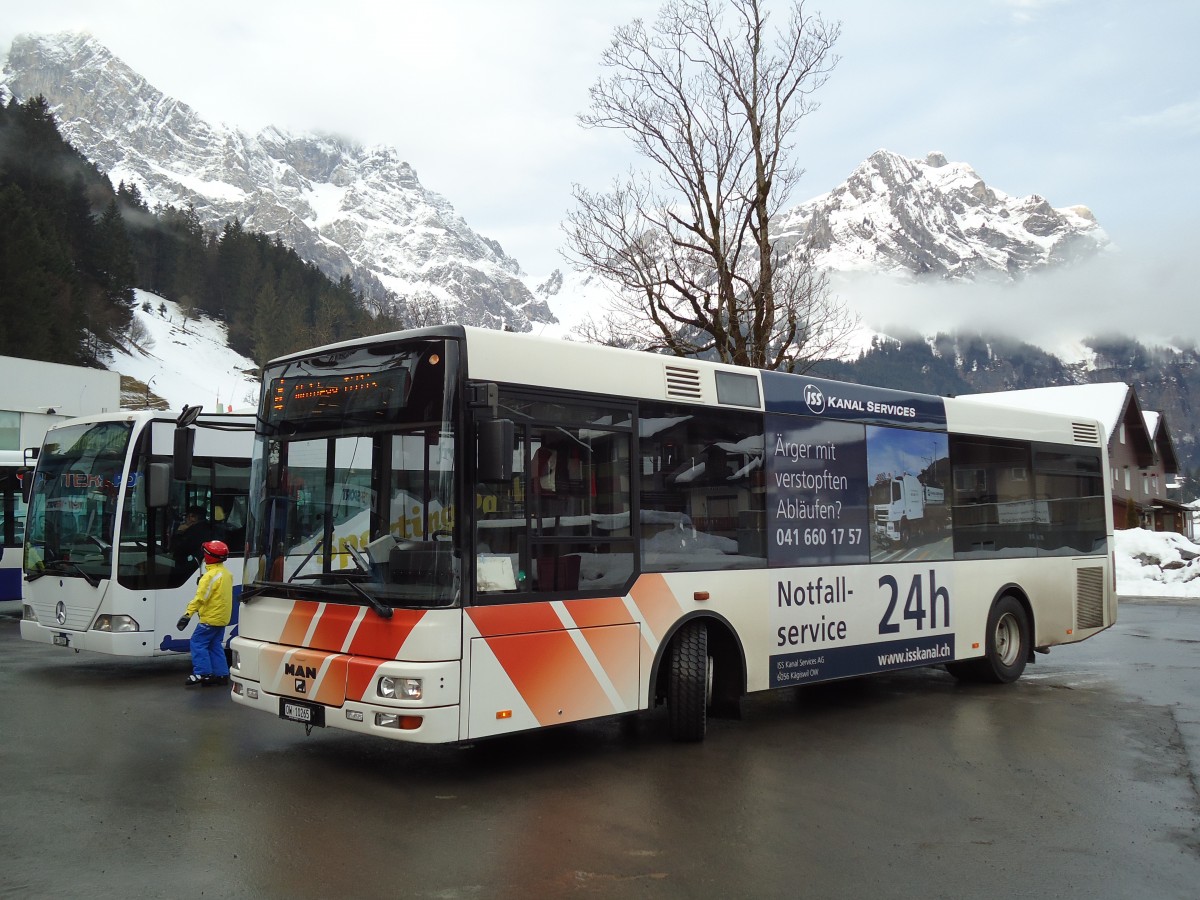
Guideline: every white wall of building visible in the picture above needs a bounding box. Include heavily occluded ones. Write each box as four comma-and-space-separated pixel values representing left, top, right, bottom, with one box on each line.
0, 356, 122, 452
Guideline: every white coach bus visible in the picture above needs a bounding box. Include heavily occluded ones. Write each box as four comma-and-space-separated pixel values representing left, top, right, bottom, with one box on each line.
20, 408, 253, 656
0, 355, 122, 615
229, 325, 1114, 743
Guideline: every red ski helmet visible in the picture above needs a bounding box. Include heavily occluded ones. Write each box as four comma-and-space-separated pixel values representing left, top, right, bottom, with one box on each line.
202, 540, 229, 563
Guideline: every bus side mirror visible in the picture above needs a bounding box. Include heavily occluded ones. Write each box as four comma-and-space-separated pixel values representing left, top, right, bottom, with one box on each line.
146, 463, 172, 508
173, 428, 195, 481
477, 419, 514, 483
20, 471, 33, 505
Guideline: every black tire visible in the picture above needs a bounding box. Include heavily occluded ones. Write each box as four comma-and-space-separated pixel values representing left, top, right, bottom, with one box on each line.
947, 595, 1029, 684
667, 619, 708, 742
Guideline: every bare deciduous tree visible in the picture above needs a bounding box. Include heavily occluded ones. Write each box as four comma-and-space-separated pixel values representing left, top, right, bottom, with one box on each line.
565, 0, 856, 372
125, 315, 154, 352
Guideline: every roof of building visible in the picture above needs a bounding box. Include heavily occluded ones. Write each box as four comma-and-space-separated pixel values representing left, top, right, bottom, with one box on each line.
961, 382, 1132, 435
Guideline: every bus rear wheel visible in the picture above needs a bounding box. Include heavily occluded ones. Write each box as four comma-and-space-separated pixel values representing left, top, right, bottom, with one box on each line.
947, 595, 1029, 684
667, 619, 708, 742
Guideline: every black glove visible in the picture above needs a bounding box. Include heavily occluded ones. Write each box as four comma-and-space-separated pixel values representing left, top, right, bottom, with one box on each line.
176, 615, 191, 631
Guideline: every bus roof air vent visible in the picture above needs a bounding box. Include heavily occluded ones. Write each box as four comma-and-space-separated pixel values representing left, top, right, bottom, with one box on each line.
664, 365, 703, 400
1071, 422, 1101, 444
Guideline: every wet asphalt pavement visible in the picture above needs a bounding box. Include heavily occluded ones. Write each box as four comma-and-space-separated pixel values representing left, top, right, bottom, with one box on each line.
2, 599, 1199, 899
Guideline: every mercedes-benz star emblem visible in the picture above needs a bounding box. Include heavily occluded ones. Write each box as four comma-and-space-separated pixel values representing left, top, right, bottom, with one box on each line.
55, 600, 66, 625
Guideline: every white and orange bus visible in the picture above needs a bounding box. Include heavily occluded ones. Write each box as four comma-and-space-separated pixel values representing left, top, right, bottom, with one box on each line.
229, 325, 1115, 742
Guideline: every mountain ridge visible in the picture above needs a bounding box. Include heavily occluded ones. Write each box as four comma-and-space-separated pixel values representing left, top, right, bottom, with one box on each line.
3, 31, 1110, 334
0, 31, 555, 332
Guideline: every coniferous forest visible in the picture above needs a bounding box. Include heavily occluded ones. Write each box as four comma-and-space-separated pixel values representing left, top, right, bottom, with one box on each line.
0, 95, 394, 369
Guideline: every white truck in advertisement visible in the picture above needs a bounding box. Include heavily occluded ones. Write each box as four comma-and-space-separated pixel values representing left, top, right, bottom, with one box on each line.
874, 474, 945, 544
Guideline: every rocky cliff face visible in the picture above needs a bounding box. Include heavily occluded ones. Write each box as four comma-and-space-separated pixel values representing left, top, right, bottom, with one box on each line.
1, 32, 555, 331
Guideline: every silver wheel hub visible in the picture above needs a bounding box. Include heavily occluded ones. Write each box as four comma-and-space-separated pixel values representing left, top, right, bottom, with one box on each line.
995, 612, 1020, 666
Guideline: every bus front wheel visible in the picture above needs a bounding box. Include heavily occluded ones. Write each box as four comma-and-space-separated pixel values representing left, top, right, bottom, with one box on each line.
947, 595, 1029, 684
667, 620, 708, 742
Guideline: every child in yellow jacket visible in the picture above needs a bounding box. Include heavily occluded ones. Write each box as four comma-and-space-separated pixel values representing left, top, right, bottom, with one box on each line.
177, 540, 234, 687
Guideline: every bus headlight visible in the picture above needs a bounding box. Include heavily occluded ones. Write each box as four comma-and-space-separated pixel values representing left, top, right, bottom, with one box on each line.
231, 648, 242, 670
93, 614, 140, 633
22, 604, 37, 622
378, 676, 422, 700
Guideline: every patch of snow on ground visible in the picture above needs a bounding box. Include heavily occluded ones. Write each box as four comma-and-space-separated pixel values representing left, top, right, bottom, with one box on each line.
1115, 527, 1200, 599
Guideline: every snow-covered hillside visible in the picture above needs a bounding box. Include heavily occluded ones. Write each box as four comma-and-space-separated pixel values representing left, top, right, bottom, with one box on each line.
523, 269, 625, 340
113, 290, 260, 412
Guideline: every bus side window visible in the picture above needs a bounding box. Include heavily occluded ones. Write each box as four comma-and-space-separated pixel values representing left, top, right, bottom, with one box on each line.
474, 397, 635, 598
638, 402, 766, 571
949, 436, 1034, 557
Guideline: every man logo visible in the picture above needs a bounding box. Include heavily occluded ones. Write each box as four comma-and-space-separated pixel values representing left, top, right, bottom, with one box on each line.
295, 679, 307, 694
804, 383, 826, 415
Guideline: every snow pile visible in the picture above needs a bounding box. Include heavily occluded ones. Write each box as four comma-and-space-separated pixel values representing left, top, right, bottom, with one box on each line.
1115, 528, 1200, 599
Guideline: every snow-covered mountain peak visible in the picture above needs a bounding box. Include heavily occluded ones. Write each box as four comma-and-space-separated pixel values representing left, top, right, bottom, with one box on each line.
774, 148, 1108, 280
1, 31, 555, 331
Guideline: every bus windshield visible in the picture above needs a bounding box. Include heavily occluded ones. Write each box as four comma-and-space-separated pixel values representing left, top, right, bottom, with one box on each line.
246, 338, 460, 609
24, 420, 134, 582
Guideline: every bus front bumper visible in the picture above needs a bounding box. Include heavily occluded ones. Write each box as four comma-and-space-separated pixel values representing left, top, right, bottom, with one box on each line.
19, 619, 170, 656
229, 678, 462, 744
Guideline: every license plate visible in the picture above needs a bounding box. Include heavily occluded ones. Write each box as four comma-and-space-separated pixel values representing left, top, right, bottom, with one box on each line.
53, 633, 70, 647
280, 698, 325, 728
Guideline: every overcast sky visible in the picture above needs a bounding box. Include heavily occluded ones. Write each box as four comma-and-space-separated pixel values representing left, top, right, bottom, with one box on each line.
2, 0, 1197, 347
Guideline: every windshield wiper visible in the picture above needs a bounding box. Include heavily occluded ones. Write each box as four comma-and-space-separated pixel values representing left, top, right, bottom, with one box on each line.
335, 545, 393, 618
280, 540, 392, 618
25, 559, 101, 588
286, 540, 323, 584
333, 572, 393, 619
